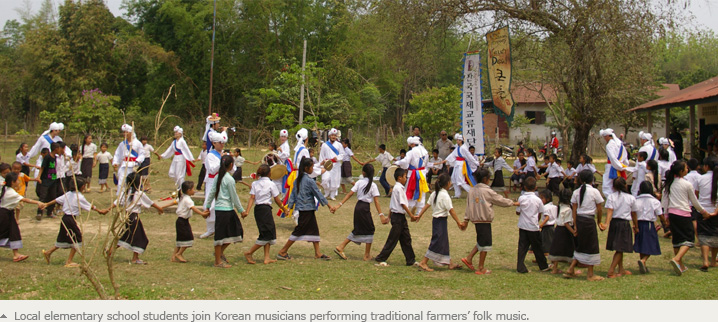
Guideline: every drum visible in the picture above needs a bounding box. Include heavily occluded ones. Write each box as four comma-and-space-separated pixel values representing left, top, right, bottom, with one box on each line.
385, 165, 399, 186
263, 152, 288, 180
323, 160, 334, 171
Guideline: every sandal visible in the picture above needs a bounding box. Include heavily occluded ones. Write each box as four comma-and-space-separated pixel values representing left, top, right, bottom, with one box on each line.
276, 253, 293, 260
214, 262, 232, 269
670, 259, 682, 276
461, 258, 475, 271
334, 248, 348, 260
220, 255, 229, 264
621, 270, 632, 276
638, 260, 646, 274
700, 266, 709, 272
475, 269, 492, 275
316, 254, 331, 260
42, 249, 51, 264
13, 255, 29, 262
132, 259, 148, 265
64, 262, 80, 268
374, 262, 389, 267
562, 272, 577, 279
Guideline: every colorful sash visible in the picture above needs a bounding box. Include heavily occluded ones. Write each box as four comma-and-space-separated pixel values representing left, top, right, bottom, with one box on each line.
204, 129, 214, 152
457, 147, 477, 186
405, 157, 429, 201
174, 140, 195, 176
608, 145, 628, 180
650, 147, 657, 160
123, 141, 139, 163
278, 147, 306, 217
324, 141, 340, 160
43, 134, 54, 145
207, 150, 221, 179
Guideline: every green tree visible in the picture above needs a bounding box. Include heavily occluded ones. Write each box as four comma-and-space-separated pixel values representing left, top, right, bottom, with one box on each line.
404, 86, 462, 141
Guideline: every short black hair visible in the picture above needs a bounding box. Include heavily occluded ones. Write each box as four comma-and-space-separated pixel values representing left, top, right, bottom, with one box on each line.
687, 158, 699, 170
432, 149, 439, 154
524, 177, 537, 191
638, 151, 648, 160
394, 168, 407, 181
399, 149, 406, 154
140, 136, 149, 142
539, 189, 553, 201
379, 144, 386, 150
412, 126, 420, 131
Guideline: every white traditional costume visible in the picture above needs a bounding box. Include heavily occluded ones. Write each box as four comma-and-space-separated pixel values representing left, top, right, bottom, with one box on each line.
638, 131, 658, 161
319, 128, 345, 199
112, 124, 145, 196
444, 134, 479, 198
275, 129, 291, 194
601, 128, 629, 196
281, 129, 322, 220
28, 122, 70, 160
658, 137, 677, 163
201, 130, 228, 238
160, 126, 195, 190
394, 136, 429, 209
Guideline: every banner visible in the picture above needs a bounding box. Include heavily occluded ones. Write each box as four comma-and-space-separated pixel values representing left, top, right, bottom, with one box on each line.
486, 26, 515, 121
461, 52, 485, 156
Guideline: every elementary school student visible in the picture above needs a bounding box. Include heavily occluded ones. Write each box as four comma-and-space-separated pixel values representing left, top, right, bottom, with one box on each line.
367, 144, 394, 196
95, 143, 112, 192
173, 181, 209, 263
11, 162, 39, 220
482, 147, 513, 198
543, 154, 565, 195
539, 189, 557, 258
36, 142, 62, 220
0, 172, 45, 262
242, 165, 288, 264
461, 168, 518, 275
515, 177, 549, 273
374, 168, 417, 267
549, 189, 577, 274
564, 170, 605, 281
600, 177, 638, 278
563, 160, 576, 190
633, 181, 663, 274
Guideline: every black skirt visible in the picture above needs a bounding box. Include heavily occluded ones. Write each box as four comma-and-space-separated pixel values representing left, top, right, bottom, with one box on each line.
606, 218, 633, 253
118, 213, 149, 254
98, 163, 109, 180
574, 215, 600, 265
56, 215, 83, 249
697, 212, 718, 237
474, 223, 492, 251
348, 201, 375, 244
548, 177, 562, 194
139, 159, 151, 176
669, 213, 695, 248
541, 225, 555, 253
289, 210, 320, 242
548, 225, 575, 262
214, 210, 243, 246
341, 161, 352, 178
0, 208, 22, 249
491, 170, 505, 188
254, 205, 276, 245
176, 217, 194, 247
425, 217, 450, 265
633, 221, 661, 255
232, 167, 243, 182
81, 158, 94, 178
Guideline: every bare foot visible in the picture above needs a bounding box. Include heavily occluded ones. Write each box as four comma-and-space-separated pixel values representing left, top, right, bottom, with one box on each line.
418, 263, 434, 272
42, 250, 51, 264
263, 259, 277, 264
363, 255, 371, 261
244, 252, 256, 264
587, 275, 605, 281
176, 254, 187, 263
551, 269, 563, 274
170, 254, 179, 262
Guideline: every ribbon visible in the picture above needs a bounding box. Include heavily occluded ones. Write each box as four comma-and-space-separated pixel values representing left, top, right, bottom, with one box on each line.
405, 159, 429, 201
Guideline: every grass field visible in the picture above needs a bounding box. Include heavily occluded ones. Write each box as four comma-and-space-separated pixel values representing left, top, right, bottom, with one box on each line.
1, 142, 717, 300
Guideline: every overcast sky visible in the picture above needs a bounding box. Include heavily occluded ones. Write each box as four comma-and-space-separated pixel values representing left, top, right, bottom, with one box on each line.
1, 0, 717, 36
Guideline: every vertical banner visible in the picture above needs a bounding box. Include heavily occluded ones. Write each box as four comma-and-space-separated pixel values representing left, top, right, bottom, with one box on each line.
461, 52, 485, 155
486, 26, 515, 121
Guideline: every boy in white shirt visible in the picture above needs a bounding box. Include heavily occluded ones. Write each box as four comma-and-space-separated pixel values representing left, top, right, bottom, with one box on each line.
374, 168, 417, 266
367, 144, 394, 196
539, 189, 557, 258
515, 177, 550, 273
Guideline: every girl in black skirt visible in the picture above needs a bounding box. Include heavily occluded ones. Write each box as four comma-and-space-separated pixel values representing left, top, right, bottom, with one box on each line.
549, 189, 578, 274
242, 165, 288, 264
564, 170, 605, 281
415, 173, 467, 271
205, 155, 247, 268
1, 172, 44, 262
172, 181, 209, 263
107, 172, 167, 265
333, 164, 384, 261
340, 138, 365, 194
633, 181, 663, 274
600, 177, 638, 278
40, 178, 107, 267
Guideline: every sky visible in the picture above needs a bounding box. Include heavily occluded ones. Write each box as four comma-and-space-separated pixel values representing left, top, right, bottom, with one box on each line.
1, 0, 717, 34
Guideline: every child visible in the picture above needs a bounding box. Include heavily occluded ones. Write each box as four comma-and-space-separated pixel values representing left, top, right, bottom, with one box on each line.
374, 168, 417, 267
0, 163, 9, 185
36, 142, 62, 220
107, 172, 166, 264
697, 157, 718, 272
231, 148, 255, 188
628, 151, 648, 197
461, 168, 518, 275
515, 177, 549, 273
564, 170, 605, 281
242, 164, 288, 264
367, 144, 394, 196
600, 177, 638, 278
645, 159, 661, 199
510, 151, 527, 192
11, 162, 38, 220
657, 148, 671, 186
309, 148, 319, 165
94, 143, 112, 193
33, 148, 49, 182
537, 157, 550, 178
139, 136, 155, 191
205, 155, 246, 268
173, 181, 209, 263
1, 172, 44, 262
574, 154, 602, 186
395, 149, 406, 162
67, 146, 83, 179
633, 181, 663, 274
40, 177, 107, 267
340, 138, 364, 193
333, 164, 383, 261
483, 147, 513, 198
538, 189, 557, 258
277, 158, 336, 261
15, 143, 36, 175
563, 160, 576, 190
549, 189, 577, 274
427, 149, 443, 185
80, 135, 97, 192
414, 173, 466, 271
543, 154, 565, 195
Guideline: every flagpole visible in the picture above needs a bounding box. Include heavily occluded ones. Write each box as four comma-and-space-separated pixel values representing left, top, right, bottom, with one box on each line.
208, 0, 217, 115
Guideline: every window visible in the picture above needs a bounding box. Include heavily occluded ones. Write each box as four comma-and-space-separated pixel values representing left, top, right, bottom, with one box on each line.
525, 111, 546, 125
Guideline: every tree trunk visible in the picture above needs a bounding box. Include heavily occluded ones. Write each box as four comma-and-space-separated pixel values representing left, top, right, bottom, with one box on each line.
570, 120, 594, 165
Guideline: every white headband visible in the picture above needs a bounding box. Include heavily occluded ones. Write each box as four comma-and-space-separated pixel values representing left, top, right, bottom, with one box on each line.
173, 126, 183, 134
329, 128, 338, 136
121, 124, 133, 133
209, 131, 227, 143
454, 134, 463, 142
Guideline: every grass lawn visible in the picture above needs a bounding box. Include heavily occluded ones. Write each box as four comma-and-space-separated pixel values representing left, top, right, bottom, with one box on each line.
0, 142, 716, 300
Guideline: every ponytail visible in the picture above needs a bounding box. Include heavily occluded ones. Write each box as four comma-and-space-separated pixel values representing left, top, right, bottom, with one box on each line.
16, 143, 26, 155
663, 160, 686, 198
179, 181, 195, 200
646, 160, 659, 190
362, 163, 375, 195
0, 172, 16, 202
613, 177, 628, 195
577, 170, 594, 206
434, 173, 451, 204
214, 155, 235, 201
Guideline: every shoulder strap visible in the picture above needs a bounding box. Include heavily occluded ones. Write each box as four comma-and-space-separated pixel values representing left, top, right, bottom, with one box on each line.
324, 141, 339, 156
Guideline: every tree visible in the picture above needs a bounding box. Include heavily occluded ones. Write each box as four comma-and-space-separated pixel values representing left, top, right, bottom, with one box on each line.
455, 0, 665, 163
39, 89, 122, 142
404, 86, 462, 140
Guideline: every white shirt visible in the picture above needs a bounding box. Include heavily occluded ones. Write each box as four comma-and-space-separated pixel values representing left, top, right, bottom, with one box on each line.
234, 155, 245, 168
33, 156, 43, 178
0, 187, 23, 210
427, 189, 452, 218
250, 177, 279, 205
55, 191, 92, 216
516, 193, 544, 231
546, 162, 564, 178
55, 154, 66, 179
112, 139, 146, 168
486, 157, 513, 173
513, 159, 526, 173
571, 185, 605, 215
319, 140, 345, 163
658, 160, 671, 182
16, 153, 31, 166
176, 195, 195, 219
575, 163, 597, 174
199, 149, 207, 162
605, 139, 629, 171
96, 151, 112, 164
635, 194, 662, 221
662, 178, 704, 214
628, 161, 647, 196
667, 148, 677, 164
565, 167, 576, 178
525, 156, 537, 172
639, 142, 658, 161
390, 182, 408, 214
555, 203, 573, 226
605, 191, 637, 220
428, 156, 443, 170
351, 178, 380, 203
685, 170, 701, 191
160, 137, 194, 161
82, 143, 97, 159
343, 147, 354, 162
277, 141, 290, 164
697, 171, 716, 213
375, 151, 394, 168
542, 202, 557, 226
142, 144, 154, 159
115, 191, 154, 214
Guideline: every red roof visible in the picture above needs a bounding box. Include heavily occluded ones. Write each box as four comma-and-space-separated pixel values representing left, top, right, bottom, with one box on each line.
631, 79, 718, 111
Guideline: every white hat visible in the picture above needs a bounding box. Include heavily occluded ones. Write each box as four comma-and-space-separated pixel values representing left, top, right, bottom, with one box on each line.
280, 129, 288, 137
328, 128, 338, 136
599, 128, 614, 137
49, 122, 61, 131
407, 136, 421, 146
121, 124, 133, 133
296, 128, 308, 142
659, 137, 669, 145
551, 131, 556, 136
209, 131, 227, 143
173, 126, 183, 134
57, 123, 65, 131
455, 134, 464, 142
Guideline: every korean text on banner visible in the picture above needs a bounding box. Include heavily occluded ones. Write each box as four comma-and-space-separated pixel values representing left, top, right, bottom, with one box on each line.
486, 26, 515, 119
462, 52, 484, 155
